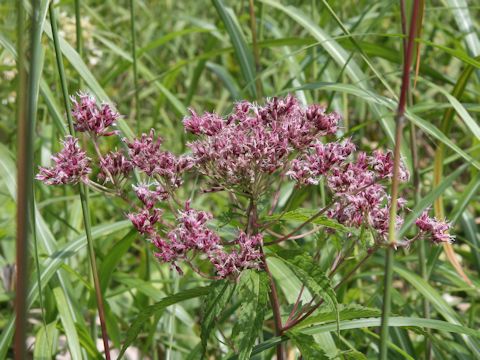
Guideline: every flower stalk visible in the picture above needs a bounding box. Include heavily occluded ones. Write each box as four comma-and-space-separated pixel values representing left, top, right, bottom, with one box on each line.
379, 1, 421, 358
49, 5, 111, 359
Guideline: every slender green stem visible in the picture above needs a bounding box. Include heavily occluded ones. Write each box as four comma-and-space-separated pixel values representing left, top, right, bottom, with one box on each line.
129, 0, 141, 133
379, 1, 421, 359
248, 198, 284, 360
74, 0, 83, 88
410, 96, 432, 360
49, 5, 111, 359
14, 1, 29, 358
248, 0, 263, 98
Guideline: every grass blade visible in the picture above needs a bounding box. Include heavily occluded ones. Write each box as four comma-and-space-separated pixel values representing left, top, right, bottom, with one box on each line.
212, 0, 257, 99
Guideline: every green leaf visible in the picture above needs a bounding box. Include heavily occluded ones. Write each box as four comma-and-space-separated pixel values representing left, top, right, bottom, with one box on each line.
212, 0, 257, 98
394, 265, 480, 356
232, 270, 269, 360
297, 304, 382, 329
99, 229, 137, 293
265, 208, 351, 232
249, 317, 480, 356
201, 280, 236, 352
75, 324, 103, 359
445, 0, 480, 58
206, 62, 242, 101
118, 286, 212, 358
286, 330, 329, 359
33, 321, 58, 360
274, 250, 338, 330
52, 287, 82, 360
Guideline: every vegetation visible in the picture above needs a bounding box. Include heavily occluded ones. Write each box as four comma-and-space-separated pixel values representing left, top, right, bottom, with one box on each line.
1, 0, 479, 359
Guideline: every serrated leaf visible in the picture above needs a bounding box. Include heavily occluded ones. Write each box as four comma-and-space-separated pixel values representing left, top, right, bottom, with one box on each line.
274, 250, 339, 335
265, 208, 351, 232
232, 270, 269, 360
342, 349, 368, 360
201, 280, 236, 352
287, 330, 329, 360
118, 286, 211, 359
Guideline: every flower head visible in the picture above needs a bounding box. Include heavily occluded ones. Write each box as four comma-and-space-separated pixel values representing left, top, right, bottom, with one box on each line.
36, 135, 91, 185
127, 208, 163, 235
71, 93, 119, 136
186, 95, 341, 192
133, 183, 169, 208
416, 211, 454, 244
125, 129, 191, 188
208, 232, 263, 278
98, 151, 133, 183
369, 150, 409, 181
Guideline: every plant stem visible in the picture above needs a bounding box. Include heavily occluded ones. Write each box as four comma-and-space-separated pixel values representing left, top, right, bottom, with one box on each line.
74, 0, 83, 88
248, 0, 263, 98
263, 254, 284, 360
283, 247, 377, 331
129, 0, 141, 134
248, 198, 284, 360
14, 1, 29, 358
379, 1, 420, 359
49, 5, 111, 359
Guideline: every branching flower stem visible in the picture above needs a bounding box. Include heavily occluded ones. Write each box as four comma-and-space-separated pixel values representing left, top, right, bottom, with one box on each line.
49, 5, 111, 359
283, 246, 378, 331
247, 197, 284, 360
379, 1, 421, 359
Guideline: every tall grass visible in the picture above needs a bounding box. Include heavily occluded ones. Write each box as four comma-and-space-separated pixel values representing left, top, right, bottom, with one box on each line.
14, 1, 28, 357
380, 1, 421, 358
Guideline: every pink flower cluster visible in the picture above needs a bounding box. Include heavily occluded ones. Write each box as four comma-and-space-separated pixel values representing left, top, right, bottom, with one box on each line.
287, 140, 355, 185
37, 93, 455, 278
124, 129, 193, 189
133, 183, 169, 208
325, 151, 408, 237
36, 136, 91, 185
71, 93, 119, 136
98, 151, 133, 184
129, 202, 263, 277
185, 95, 340, 191
415, 211, 454, 244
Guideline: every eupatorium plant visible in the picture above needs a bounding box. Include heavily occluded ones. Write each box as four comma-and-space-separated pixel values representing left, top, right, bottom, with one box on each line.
37, 93, 453, 357
37, 94, 452, 278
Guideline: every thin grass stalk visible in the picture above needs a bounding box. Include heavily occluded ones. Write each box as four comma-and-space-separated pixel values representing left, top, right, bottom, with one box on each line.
248, 0, 263, 98
129, 0, 152, 316
14, 1, 28, 358
49, 5, 111, 359
74, 0, 82, 88
129, 0, 141, 133
410, 122, 432, 359
401, 2, 431, 356
379, 1, 421, 359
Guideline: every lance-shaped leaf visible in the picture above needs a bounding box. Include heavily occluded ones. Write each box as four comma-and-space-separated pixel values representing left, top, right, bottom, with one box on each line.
118, 286, 212, 359
286, 330, 329, 360
201, 280, 236, 353
232, 270, 269, 360
274, 249, 339, 330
